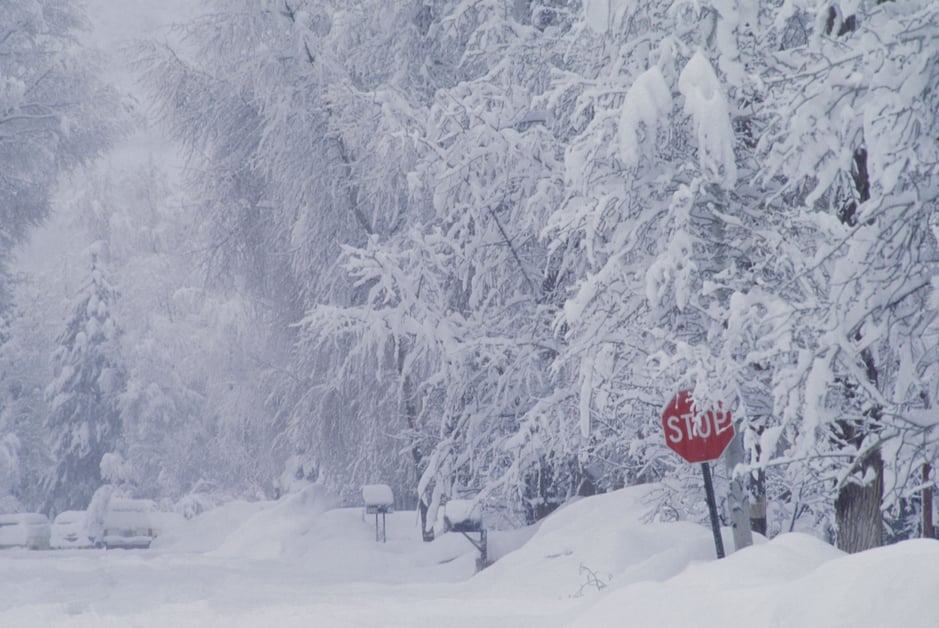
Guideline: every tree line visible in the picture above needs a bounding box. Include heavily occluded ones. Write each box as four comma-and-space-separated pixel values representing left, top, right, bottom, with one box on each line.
2, 0, 938, 552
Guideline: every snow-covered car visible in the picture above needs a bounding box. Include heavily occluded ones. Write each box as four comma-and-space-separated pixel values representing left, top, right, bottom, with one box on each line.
51, 510, 92, 549
97, 499, 155, 549
0, 513, 51, 550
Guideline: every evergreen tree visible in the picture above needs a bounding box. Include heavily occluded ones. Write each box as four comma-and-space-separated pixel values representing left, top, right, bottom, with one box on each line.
0, 278, 54, 511
43, 250, 125, 515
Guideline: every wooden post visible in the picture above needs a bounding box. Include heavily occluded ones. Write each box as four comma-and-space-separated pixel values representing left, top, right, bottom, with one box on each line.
701, 462, 725, 559
373, 509, 387, 542
723, 430, 753, 551
924, 463, 933, 539
749, 469, 768, 536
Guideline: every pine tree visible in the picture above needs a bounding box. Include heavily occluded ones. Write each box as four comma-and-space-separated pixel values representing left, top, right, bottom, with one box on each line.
43, 250, 125, 515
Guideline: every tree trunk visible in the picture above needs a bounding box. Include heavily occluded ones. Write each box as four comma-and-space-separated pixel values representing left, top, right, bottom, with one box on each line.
923, 463, 934, 539
749, 469, 768, 536
835, 448, 883, 553
832, 147, 883, 554
397, 340, 434, 541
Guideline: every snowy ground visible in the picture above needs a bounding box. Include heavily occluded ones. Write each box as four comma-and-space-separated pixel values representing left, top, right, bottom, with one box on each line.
2, 485, 938, 627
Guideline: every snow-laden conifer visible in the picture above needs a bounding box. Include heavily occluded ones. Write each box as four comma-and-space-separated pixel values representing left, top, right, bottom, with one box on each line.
43, 249, 125, 515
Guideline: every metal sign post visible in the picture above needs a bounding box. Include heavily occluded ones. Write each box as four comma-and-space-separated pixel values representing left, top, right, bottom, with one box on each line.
700, 461, 725, 559
662, 389, 737, 560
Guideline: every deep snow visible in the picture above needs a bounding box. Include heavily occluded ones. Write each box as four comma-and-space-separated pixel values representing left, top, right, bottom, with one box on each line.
12, 2, 934, 623
1, 485, 937, 627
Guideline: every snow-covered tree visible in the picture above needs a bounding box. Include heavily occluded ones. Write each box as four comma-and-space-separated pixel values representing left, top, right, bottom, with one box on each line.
43, 249, 125, 515
137, 0, 473, 507
289, 0, 586, 530
0, 0, 123, 295
0, 274, 56, 511
755, 0, 939, 552
0, 433, 22, 512
518, 0, 776, 523
58, 158, 283, 500
0, 0, 123, 512
128, 0, 939, 549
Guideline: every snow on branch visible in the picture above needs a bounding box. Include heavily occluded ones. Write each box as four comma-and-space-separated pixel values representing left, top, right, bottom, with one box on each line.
677, 52, 737, 187
583, 0, 634, 35
618, 66, 672, 168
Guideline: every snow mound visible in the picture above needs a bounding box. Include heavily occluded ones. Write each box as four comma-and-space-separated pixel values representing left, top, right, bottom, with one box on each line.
150, 500, 273, 553
210, 485, 341, 560
471, 484, 742, 598
568, 531, 939, 628
471, 484, 939, 627
148, 483, 939, 627
156, 484, 493, 583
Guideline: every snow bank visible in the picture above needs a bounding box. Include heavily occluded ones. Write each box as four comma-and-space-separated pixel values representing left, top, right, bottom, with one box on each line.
569, 535, 939, 628
2, 484, 939, 626
209, 485, 340, 561
471, 484, 740, 598
156, 484, 491, 583
472, 484, 939, 628
150, 499, 272, 553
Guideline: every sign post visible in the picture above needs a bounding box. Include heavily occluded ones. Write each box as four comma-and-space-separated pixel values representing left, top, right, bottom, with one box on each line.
662, 390, 735, 559
699, 461, 724, 559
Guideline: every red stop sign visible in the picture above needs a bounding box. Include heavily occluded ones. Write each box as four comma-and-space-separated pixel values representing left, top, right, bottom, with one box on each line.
662, 390, 734, 463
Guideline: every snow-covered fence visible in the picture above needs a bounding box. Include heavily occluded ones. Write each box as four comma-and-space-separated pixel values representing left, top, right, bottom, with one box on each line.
362, 484, 394, 542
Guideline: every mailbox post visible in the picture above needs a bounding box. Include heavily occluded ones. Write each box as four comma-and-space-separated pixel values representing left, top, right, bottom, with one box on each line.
443, 499, 488, 571
362, 484, 394, 543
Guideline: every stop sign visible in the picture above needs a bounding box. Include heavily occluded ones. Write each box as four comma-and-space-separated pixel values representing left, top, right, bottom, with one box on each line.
662, 390, 734, 463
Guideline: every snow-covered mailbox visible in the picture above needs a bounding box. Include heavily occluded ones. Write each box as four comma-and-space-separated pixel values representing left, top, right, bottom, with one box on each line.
362, 484, 394, 543
442, 499, 488, 569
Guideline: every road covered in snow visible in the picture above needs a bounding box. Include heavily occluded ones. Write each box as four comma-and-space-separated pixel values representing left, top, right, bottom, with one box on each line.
0, 486, 575, 628
1, 485, 938, 627
0, 550, 573, 627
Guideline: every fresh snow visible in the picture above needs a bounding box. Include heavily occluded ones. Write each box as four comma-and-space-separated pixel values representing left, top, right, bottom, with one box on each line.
583, 0, 634, 35
677, 51, 738, 187
618, 66, 672, 167
1, 485, 937, 627
443, 499, 481, 527
361, 484, 394, 508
